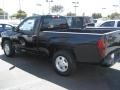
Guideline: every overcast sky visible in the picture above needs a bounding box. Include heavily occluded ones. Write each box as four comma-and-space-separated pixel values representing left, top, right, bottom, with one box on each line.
0, 0, 119, 16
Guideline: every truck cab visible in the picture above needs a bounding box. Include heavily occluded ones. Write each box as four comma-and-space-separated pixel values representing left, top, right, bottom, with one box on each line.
1, 15, 68, 48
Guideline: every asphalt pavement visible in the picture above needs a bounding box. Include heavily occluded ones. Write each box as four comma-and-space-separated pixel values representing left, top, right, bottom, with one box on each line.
0, 47, 120, 90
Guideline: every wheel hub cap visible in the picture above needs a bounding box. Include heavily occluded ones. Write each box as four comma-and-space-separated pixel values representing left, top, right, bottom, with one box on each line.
55, 56, 68, 72
4, 44, 10, 55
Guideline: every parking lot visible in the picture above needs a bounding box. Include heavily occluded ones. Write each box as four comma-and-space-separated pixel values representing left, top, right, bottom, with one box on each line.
0, 46, 120, 90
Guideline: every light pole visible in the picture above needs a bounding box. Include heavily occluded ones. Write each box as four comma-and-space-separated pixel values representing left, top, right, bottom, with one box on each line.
19, 0, 21, 10
113, 4, 119, 13
113, 0, 120, 12
46, 0, 53, 14
36, 4, 42, 15
18, 0, 22, 21
72, 1, 79, 16
102, 8, 106, 17
2, 0, 5, 19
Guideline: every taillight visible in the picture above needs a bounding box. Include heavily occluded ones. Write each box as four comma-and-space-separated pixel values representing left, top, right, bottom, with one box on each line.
97, 39, 106, 58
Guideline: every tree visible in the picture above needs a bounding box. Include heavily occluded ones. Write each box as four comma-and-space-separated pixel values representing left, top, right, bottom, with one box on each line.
0, 8, 4, 15
11, 10, 27, 19
107, 12, 120, 19
51, 5, 64, 14
0, 8, 8, 19
66, 12, 76, 16
92, 13, 102, 19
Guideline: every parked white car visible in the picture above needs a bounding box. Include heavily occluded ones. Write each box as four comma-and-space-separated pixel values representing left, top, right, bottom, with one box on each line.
97, 20, 120, 28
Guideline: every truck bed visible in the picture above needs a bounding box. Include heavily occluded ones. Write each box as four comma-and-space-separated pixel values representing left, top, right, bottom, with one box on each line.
43, 29, 120, 63
69, 28, 120, 34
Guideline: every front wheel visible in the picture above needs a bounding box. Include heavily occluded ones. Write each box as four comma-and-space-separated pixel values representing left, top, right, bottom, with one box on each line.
52, 50, 77, 76
3, 40, 15, 57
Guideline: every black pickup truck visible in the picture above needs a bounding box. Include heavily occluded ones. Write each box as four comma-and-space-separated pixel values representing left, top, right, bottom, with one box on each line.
1, 15, 120, 76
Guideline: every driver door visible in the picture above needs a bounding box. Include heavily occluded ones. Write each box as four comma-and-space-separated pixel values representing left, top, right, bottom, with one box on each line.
17, 18, 37, 48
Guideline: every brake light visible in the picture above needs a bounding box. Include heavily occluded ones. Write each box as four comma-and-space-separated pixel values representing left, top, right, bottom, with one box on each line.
97, 39, 106, 58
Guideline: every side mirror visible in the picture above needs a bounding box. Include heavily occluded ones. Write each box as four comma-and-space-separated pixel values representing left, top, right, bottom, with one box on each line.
12, 27, 20, 32
12, 27, 17, 31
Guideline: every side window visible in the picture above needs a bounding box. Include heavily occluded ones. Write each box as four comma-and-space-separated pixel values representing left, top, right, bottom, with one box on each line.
117, 21, 120, 27
100, 21, 115, 27
19, 18, 35, 31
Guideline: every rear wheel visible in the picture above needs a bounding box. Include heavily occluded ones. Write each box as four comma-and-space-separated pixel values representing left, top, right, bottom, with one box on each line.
102, 54, 115, 67
3, 40, 15, 57
102, 59, 115, 67
52, 50, 77, 76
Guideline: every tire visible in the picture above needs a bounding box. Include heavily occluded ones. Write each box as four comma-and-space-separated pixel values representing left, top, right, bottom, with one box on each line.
102, 54, 115, 67
52, 50, 77, 76
102, 59, 115, 67
3, 40, 15, 57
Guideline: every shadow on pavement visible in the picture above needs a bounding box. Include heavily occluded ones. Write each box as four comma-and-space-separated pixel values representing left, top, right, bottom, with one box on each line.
0, 53, 120, 90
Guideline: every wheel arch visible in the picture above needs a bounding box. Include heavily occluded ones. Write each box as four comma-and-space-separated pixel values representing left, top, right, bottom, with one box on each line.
49, 45, 77, 61
52, 47, 77, 76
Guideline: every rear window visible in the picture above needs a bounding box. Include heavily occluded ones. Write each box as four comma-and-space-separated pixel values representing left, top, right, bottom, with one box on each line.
66, 17, 94, 28
67, 17, 83, 28
84, 17, 94, 24
66, 17, 72, 27
42, 16, 68, 30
